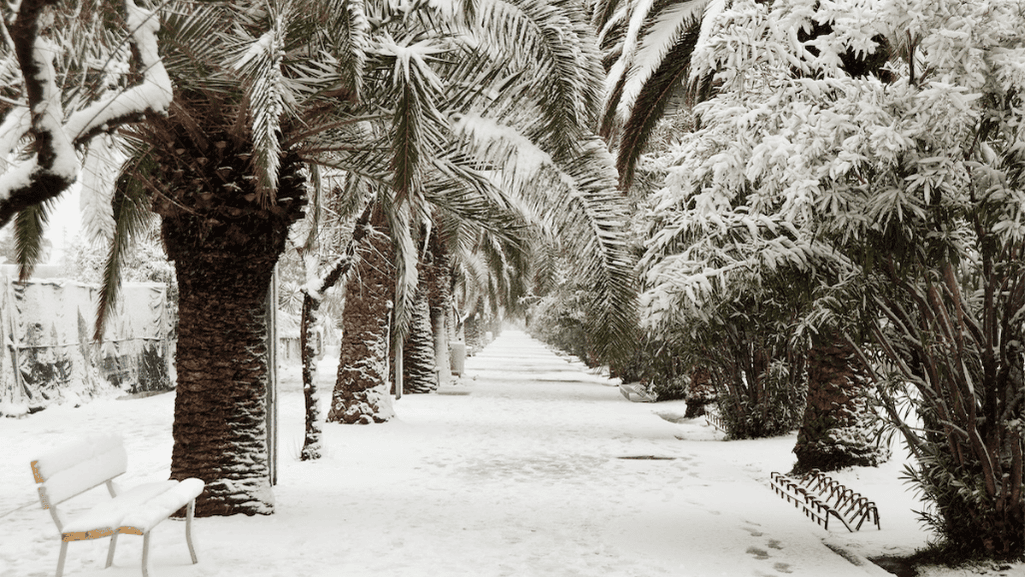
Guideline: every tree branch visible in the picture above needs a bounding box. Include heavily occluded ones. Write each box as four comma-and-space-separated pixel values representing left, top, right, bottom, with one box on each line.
0, 0, 172, 230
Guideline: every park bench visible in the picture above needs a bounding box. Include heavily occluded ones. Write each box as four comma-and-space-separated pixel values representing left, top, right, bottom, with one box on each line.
30, 432, 205, 577
769, 469, 880, 532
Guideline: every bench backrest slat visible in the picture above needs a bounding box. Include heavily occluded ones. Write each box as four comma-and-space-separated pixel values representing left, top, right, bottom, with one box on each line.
30, 433, 127, 508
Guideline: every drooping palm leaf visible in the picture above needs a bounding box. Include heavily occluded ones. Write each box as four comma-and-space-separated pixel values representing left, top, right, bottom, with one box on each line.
378, 35, 449, 208
94, 152, 155, 340
600, 0, 726, 188
553, 138, 637, 361
617, 11, 703, 188
13, 199, 55, 280
474, 0, 604, 159
232, 3, 296, 205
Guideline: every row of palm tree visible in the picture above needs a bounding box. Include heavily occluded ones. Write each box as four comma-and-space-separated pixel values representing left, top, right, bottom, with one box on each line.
0, 0, 637, 515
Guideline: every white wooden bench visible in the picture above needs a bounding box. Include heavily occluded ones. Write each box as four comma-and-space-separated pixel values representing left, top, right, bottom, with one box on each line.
30, 433, 205, 577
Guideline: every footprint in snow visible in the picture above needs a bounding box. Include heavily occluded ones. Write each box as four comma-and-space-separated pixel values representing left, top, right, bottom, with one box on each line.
746, 546, 770, 560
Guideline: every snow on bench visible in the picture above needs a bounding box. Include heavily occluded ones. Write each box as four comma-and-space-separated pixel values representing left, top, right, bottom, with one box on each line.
769, 469, 880, 532
30, 433, 205, 577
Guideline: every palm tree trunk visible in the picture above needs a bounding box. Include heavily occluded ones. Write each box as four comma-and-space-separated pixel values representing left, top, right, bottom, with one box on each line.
298, 204, 372, 458
156, 133, 306, 516
327, 206, 396, 424
428, 232, 453, 386
163, 215, 294, 516
401, 285, 436, 393
794, 339, 887, 472
299, 291, 323, 461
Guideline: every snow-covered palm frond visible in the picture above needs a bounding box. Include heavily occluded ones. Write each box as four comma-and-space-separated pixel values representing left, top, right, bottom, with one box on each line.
424, 156, 528, 244
232, 3, 298, 205
79, 136, 127, 244
452, 112, 636, 358
13, 200, 54, 280
474, 0, 604, 159
601, 0, 726, 189
551, 138, 637, 360
381, 190, 420, 346
282, 0, 369, 102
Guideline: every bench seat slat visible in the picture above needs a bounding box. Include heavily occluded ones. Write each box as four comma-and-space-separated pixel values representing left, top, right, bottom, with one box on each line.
61, 481, 179, 537
119, 478, 205, 535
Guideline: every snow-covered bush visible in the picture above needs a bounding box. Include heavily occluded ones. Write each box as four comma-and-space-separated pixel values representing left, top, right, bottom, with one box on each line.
641, 0, 1025, 557
527, 291, 593, 364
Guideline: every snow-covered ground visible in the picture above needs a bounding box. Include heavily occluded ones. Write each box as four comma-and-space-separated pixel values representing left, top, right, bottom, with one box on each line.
1, 330, 1021, 577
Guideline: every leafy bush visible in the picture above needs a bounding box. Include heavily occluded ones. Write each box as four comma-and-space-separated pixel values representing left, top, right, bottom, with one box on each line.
527, 291, 593, 364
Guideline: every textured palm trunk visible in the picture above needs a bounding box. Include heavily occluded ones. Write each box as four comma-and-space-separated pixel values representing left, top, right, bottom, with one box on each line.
151, 120, 306, 516
298, 203, 371, 453
428, 233, 453, 387
166, 237, 276, 515
794, 341, 887, 472
403, 229, 452, 392
400, 286, 437, 393
327, 208, 396, 424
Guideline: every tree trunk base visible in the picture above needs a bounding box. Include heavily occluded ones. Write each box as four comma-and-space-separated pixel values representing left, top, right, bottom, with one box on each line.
196, 478, 275, 516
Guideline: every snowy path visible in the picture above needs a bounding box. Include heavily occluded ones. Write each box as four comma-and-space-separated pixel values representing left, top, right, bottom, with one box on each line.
1, 330, 920, 577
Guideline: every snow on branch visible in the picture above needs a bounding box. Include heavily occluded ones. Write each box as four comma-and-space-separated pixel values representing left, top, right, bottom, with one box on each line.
0, 0, 172, 229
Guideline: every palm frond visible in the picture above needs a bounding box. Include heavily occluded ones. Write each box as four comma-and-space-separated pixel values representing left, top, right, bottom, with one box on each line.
617, 0, 707, 118
592, 0, 625, 32
285, 0, 369, 102
233, 4, 298, 206
474, 0, 604, 159
160, 3, 237, 94
617, 9, 703, 188
380, 36, 449, 208
79, 136, 125, 244
548, 137, 638, 364
95, 153, 154, 340
381, 190, 420, 348
424, 157, 529, 246
13, 199, 55, 280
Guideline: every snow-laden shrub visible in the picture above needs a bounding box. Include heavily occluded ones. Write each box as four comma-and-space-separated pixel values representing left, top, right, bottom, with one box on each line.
639, 0, 1025, 558
527, 291, 594, 365
713, 353, 806, 440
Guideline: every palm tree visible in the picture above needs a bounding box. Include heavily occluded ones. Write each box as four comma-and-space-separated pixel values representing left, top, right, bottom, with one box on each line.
328, 198, 399, 423
99, 0, 372, 516
317, 0, 637, 424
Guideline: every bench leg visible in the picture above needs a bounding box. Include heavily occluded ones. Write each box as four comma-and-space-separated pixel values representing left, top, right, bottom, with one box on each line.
185, 499, 198, 564
106, 533, 118, 568
55, 541, 68, 577
141, 532, 151, 577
